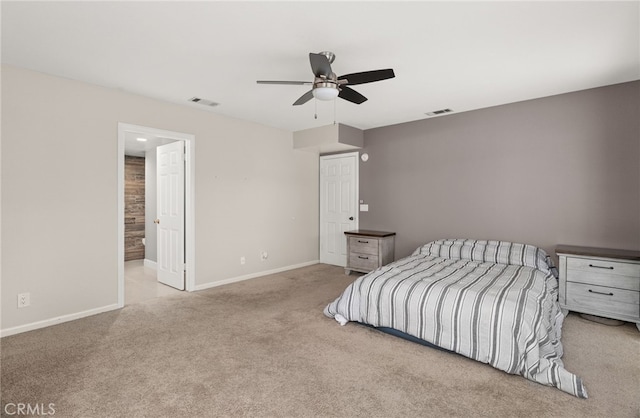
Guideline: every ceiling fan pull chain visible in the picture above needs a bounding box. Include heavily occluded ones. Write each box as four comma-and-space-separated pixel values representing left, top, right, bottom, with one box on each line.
333, 98, 336, 124
314, 99, 318, 119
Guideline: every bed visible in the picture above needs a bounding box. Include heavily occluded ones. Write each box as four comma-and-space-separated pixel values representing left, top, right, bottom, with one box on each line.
324, 239, 587, 398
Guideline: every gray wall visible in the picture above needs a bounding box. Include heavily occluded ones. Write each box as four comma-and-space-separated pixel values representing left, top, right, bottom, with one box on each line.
144, 149, 157, 262
359, 81, 640, 260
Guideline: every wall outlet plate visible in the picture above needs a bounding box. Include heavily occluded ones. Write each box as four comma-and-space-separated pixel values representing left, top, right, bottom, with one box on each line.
18, 293, 30, 308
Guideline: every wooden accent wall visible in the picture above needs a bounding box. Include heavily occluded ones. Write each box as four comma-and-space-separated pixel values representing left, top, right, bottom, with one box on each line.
125, 156, 145, 261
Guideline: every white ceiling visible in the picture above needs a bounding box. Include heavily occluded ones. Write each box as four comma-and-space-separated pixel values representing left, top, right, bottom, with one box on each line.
2, 1, 638, 132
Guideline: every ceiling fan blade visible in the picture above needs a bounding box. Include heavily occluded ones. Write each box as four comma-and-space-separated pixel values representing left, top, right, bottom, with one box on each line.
338, 69, 395, 85
338, 86, 368, 104
257, 80, 312, 85
309, 53, 333, 77
293, 90, 314, 106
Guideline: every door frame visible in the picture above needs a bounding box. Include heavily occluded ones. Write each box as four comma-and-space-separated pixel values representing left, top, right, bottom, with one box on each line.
117, 123, 196, 308
319, 151, 359, 265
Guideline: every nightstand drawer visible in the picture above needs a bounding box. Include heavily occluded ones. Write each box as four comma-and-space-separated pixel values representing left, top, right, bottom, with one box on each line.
566, 282, 639, 318
566, 257, 640, 278
349, 237, 379, 255
349, 253, 379, 271
566, 268, 640, 291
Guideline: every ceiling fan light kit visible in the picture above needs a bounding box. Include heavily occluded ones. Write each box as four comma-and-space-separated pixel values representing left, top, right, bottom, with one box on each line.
257, 51, 395, 106
312, 85, 339, 101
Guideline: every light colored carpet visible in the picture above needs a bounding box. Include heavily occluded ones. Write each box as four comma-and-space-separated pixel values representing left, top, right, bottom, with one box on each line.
1, 264, 638, 417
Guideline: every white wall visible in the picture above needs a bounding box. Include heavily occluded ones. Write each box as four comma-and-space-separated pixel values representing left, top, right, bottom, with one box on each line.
1, 65, 319, 334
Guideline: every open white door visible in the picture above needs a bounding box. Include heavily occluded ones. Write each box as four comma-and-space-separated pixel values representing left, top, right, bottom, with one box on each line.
319, 152, 359, 266
156, 141, 185, 290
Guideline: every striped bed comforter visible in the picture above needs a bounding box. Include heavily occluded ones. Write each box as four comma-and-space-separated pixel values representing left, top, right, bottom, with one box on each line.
324, 239, 587, 398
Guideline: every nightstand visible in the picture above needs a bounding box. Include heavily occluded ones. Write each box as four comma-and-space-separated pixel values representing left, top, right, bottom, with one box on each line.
556, 245, 640, 331
344, 230, 396, 275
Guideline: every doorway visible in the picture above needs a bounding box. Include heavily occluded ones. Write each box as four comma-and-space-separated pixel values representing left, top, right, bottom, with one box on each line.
319, 152, 359, 266
117, 123, 195, 308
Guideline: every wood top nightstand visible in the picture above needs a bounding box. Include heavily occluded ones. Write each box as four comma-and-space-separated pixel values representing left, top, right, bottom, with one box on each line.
556, 245, 640, 331
344, 230, 396, 275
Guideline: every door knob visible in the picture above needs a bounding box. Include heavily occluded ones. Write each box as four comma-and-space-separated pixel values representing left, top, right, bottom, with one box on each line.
349, 217, 354, 220
154, 219, 160, 224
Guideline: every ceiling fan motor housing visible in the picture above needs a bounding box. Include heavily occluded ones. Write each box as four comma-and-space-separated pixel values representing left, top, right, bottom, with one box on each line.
314, 80, 338, 89
314, 74, 340, 90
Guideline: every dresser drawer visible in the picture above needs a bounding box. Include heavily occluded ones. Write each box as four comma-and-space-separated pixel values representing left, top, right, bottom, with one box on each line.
566, 258, 640, 291
349, 236, 379, 255
566, 282, 639, 318
349, 253, 379, 272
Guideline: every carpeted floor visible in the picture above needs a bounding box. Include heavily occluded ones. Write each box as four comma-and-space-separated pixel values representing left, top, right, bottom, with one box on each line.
1, 264, 639, 417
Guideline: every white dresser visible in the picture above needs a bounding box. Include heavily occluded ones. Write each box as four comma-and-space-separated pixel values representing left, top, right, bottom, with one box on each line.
556, 245, 640, 331
344, 230, 396, 275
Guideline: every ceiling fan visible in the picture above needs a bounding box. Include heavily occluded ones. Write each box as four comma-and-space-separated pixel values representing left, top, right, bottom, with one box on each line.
257, 51, 395, 106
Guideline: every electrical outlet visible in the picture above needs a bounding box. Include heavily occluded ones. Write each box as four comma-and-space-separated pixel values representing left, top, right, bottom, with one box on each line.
18, 293, 30, 308
260, 251, 268, 261
240, 256, 246, 265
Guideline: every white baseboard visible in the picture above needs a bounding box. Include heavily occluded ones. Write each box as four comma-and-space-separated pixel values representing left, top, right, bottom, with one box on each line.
0, 303, 121, 338
143, 259, 157, 270
193, 260, 319, 291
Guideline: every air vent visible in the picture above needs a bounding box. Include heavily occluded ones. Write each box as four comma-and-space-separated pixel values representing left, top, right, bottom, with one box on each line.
425, 108, 453, 116
189, 97, 220, 107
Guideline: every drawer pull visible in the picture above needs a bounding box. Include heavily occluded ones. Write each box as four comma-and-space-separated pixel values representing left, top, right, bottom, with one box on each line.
588, 264, 614, 270
588, 289, 614, 296
357, 240, 369, 243
358, 256, 369, 260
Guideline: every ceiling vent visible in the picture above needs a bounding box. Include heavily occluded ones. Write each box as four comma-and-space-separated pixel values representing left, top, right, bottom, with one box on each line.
189, 97, 220, 107
426, 108, 453, 116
